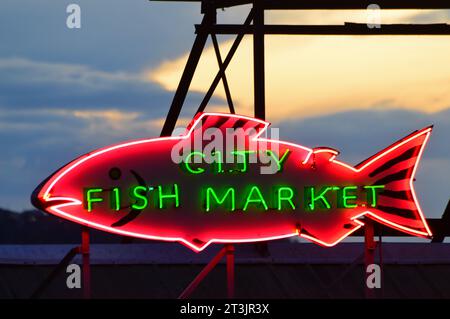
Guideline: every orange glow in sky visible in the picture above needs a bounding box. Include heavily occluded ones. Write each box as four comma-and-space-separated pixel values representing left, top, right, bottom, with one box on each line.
148, 10, 450, 121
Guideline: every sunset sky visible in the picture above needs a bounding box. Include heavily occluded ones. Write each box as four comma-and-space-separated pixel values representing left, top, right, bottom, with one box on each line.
0, 1, 449, 221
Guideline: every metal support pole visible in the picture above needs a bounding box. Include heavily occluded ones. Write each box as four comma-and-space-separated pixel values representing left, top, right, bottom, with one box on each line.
253, 1, 265, 119
432, 199, 450, 243
178, 246, 228, 299
30, 247, 79, 299
364, 218, 376, 299
81, 226, 91, 299
211, 33, 235, 114
225, 244, 235, 298
199, 23, 450, 35
378, 226, 384, 298
252, 2, 268, 255
160, 9, 215, 136
196, 9, 254, 114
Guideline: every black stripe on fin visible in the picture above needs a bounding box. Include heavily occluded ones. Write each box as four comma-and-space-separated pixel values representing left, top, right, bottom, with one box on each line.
379, 190, 411, 201
376, 205, 418, 219
369, 146, 420, 178
232, 119, 248, 129
214, 116, 230, 130
373, 168, 411, 185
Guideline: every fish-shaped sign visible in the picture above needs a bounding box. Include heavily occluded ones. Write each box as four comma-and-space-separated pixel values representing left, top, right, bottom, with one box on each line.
32, 112, 433, 251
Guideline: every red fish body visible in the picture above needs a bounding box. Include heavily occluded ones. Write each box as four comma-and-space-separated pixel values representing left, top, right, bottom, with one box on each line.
32, 113, 433, 251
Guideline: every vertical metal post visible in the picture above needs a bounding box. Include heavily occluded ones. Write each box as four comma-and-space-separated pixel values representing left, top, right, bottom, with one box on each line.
178, 246, 228, 299
253, 2, 269, 256
81, 226, 91, 299
378, 227, 384, 298
211, 34, 235, 114
30, 247, 79, 299
253, 1, 265, 120
226, 244, 235, 298
160, 7, 216, 137
364, 218, 376, 299
196, 9, 255, 114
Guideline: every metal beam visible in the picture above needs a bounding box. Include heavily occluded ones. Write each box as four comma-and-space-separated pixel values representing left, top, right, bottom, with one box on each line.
432, 199, 450, 243
151, 0, 450, 10
178, 247, 226, 299
196, 9, 254, 114
253, 1, 265, 119
31, 247, 80, 299
364, 218, 376, 298
211, 33, 235, 113
226, 244, 235, 299
196, 23, 450, 35
261, 0, 450, 10
81, 227, 91, 299
160, 10, 215, 137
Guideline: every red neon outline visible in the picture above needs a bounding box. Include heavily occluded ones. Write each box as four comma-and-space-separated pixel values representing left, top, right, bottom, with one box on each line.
332, 127, 433, 238
300, 218, 365, 247
301, 148, 340, 165
36, 113, 433, 251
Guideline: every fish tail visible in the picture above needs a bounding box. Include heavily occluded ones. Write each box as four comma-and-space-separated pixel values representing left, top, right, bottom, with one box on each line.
356, 126, 433, 238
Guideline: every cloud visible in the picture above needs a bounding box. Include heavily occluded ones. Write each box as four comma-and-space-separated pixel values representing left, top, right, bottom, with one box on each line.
266, 9, 450, 25
0, 57, 178, 115
276, 108, 450, 160
0, 106, 163, 211
0, 55, 225, 211
0, 57, 226, 120
70, 109, 140, 122
273, 108, 450, 217
150, 10, 450, 121
0, 0, 204, 71
0, 2, 448, 225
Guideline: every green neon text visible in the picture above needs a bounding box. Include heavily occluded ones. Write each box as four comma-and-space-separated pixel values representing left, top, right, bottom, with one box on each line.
158, 184, 179, 209
266, 149, 290, 172
111, 187, 120, 211
183, 151, 205, 174
206, 187, 235, 212
180, 149, 291, 175
243, 186, 268, 211
277, 186, 296, 210
306, 186, 333, 210
342, 186, 358, 208
82, 183, 385, 213
131, 186, 149, 210
85, 188, 103, 212
231, 150, 256, 173
364, 185, 385, 207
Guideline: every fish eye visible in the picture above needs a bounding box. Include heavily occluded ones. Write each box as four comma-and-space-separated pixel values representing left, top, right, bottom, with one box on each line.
109, 167, 122, 180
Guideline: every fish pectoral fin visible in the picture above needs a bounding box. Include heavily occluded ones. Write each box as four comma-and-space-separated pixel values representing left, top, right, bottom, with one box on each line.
303, 147, 340, 165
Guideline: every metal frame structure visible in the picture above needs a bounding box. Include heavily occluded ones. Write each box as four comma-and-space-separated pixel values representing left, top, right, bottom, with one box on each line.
178, 244, 235, 299
153, 0, 450, 299
31, 0, 450, 299
31, 227, 91, 299
157, 0, 450, 137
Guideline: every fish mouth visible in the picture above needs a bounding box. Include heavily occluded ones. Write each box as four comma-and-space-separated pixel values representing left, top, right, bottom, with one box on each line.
30, 177, 51, 211
32, 191, 82, 212
31, 179, 81, 212
37, 197, 80, 211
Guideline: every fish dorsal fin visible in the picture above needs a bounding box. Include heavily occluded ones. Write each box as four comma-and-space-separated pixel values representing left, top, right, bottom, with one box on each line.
186, 112, 269, 138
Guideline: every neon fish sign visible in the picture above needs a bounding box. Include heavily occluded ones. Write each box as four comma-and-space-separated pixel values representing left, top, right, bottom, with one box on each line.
32, 113, 433, 251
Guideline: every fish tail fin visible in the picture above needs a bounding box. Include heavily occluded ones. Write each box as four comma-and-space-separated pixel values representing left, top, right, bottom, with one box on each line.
356, 126, 433, 238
